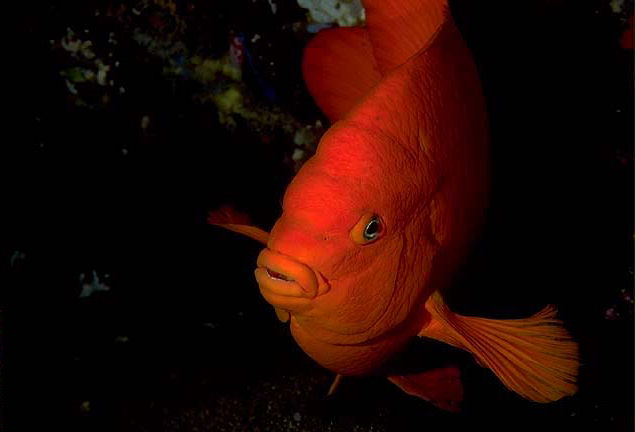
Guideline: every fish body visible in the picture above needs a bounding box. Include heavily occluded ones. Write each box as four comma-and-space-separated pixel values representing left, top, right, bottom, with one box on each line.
266, 7, 488, 376
210, 0, 578, 410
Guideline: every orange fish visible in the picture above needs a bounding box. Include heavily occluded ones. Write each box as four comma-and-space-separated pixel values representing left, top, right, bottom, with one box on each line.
209, 0, 579, 411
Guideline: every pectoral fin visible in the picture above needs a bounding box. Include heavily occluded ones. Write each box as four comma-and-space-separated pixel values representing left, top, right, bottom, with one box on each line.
419, 292, 579, 403
207, 205, 270, 245
327, 374, 343, 396
274, 307, 290, 323
209, 206, 288, 321
388, 365, 463, 412
210, 223, 270, 245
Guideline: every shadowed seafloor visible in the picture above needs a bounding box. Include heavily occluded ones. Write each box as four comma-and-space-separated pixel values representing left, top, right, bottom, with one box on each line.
3, 0, 634, 431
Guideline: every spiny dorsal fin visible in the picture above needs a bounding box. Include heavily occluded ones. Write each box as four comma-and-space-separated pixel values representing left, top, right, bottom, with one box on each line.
419, 292, 579, 403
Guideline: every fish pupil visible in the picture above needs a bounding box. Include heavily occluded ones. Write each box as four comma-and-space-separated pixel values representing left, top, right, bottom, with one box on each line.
364, 218, 381, 241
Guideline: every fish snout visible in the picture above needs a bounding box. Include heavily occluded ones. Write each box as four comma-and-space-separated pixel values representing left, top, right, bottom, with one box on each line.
255, 249, 328, 312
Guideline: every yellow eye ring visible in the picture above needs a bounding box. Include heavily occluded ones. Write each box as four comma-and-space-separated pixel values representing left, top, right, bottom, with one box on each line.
350, 213, 384, 245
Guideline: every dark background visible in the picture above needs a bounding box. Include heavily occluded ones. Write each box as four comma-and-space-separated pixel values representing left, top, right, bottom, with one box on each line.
3, 0, 633, 431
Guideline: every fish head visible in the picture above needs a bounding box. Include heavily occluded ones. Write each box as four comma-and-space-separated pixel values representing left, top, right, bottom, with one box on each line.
255, 122, 442, 373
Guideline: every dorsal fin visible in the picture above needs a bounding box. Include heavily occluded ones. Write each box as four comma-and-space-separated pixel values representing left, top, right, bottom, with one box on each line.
364, 0, 448, 74
302, 26, 381, 122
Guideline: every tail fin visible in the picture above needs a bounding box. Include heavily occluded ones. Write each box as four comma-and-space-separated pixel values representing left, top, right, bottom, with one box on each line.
363, 0, 448, 74
301, 0, 450, 121
302, 27, 381, 122
419, 292, 579, 403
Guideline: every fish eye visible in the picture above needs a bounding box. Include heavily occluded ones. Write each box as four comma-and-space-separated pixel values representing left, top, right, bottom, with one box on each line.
363, 217, 381, 241
351, 213, 384, 245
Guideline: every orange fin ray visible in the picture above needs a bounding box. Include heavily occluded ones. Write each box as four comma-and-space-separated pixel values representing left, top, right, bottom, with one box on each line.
209, 223, 269, 245
302, 26, 381, 122
419, 292, 579, 403
209, 207, 286, 320
327, 374, 343, 396
208, 206, 270, 245
362, 0, 448, 74
388, 365, 463, 412
274, 307, 290, 323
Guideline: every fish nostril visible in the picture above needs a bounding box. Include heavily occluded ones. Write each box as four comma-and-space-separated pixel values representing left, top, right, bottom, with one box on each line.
266, 267, 295, 282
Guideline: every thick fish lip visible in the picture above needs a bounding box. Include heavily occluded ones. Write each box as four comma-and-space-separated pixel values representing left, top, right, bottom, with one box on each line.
255, 248, 319, 299
255, 249, 331, 316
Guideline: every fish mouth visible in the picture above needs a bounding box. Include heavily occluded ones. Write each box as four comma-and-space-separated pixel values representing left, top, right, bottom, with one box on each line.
265, 268, 295, 282
255, 249, 328, 313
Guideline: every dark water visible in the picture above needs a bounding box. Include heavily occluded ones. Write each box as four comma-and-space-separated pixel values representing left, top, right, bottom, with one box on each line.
3, 0, 633, 431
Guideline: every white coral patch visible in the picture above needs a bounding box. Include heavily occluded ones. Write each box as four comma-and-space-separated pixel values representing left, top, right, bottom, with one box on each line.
297, 0, 365, 27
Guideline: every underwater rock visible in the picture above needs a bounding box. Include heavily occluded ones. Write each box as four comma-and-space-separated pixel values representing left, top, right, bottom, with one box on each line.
297, 0, 365, 27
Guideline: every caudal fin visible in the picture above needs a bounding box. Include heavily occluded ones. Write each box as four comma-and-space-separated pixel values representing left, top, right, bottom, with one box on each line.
301, 0, 450, 121
302, 26, 381, 122
419, 292, 579, 403
363, 0, 448, 74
